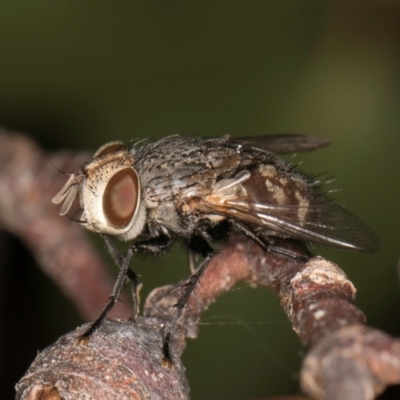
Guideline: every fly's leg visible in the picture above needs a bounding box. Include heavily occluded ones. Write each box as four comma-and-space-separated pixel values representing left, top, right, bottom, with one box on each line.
101, 235, 142, 319
188, 249, 196, 274
77, 243, 134, 344
233, 221, 310, 262
77, 234, 172, 344
126, 269, 142, 320
268, 244, 309, 262
162, 236, 214, 369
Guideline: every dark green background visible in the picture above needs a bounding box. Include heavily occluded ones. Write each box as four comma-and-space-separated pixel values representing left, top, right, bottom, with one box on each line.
1, 2, 400, 399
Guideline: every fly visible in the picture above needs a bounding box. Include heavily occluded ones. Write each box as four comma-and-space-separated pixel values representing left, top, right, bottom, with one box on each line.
52, 134, 381, 367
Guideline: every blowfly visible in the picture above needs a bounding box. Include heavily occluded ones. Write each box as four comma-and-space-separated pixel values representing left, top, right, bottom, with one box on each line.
52, 134, 380, 366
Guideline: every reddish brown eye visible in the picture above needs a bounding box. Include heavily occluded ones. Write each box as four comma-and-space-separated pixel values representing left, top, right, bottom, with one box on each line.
103, 168, 139, 229
94, 141, 126, 158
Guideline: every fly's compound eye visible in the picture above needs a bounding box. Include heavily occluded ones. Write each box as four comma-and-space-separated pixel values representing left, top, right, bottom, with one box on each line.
103, 168, 140, 229
53, 143, 143, 239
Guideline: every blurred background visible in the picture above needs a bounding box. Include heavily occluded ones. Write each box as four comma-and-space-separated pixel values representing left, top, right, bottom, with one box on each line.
1, 1, 400, 399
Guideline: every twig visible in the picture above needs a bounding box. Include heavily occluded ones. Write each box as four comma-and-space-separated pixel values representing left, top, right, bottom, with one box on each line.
15, 319, 190, 400
5, 128, 400, 399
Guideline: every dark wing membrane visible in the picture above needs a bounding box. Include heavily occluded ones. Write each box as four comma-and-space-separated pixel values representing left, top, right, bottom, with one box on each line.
250, 201, 381, 252
232, 134, 330, 154
205, 195, 381, 253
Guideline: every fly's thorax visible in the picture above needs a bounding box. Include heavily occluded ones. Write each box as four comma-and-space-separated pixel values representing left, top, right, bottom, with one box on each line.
52, 141, 147, 241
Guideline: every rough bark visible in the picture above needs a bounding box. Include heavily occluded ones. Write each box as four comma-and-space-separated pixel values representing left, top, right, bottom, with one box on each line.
3, 128, 398, 400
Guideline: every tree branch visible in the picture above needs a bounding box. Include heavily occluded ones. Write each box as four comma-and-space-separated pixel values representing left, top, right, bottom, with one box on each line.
4, 128, 399, 400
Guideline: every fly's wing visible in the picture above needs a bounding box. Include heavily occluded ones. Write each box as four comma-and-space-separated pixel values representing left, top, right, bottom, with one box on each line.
251, 201, 381, 252
232, 134, 330, 154
201, 169, 381, 253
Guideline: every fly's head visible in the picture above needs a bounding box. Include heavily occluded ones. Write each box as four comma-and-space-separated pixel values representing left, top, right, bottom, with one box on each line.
52, 141, 146, 241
